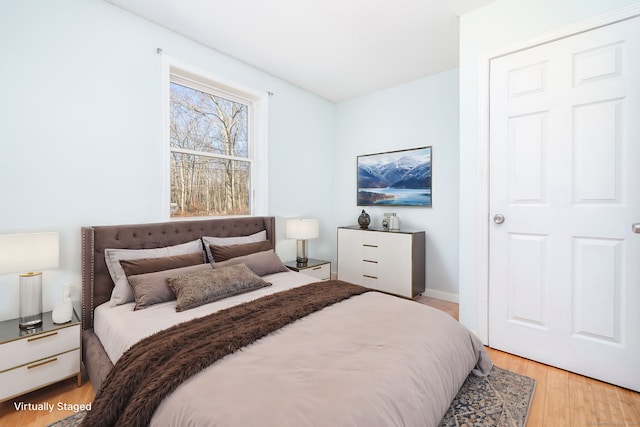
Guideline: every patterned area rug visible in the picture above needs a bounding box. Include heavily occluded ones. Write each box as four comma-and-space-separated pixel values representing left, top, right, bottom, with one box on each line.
49, 366, 534, 427
47, 410, 86, 427
440, 366, 536, 427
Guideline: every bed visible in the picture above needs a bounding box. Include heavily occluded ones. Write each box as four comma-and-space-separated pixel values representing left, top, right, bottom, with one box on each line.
80, 216, 491, 427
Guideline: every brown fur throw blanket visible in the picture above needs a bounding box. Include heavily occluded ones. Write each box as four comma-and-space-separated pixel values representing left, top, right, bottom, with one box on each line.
82, 280, 369, 427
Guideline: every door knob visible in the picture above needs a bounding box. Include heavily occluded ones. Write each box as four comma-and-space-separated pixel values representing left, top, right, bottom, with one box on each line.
493, 214, 505, 224
633, 223, 640, 234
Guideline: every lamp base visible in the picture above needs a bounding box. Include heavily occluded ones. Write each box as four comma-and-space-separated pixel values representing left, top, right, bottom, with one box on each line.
296, 239, 309, 265
19, 315, 43, 329
19, 272, 43, 329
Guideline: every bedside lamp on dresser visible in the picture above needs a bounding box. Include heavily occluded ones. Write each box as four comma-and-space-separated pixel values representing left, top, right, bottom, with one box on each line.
0, 232, 59, 329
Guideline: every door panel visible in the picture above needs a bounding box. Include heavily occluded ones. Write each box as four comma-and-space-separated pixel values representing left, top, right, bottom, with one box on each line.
571, 237, 623, 345
489, 15, 640, 391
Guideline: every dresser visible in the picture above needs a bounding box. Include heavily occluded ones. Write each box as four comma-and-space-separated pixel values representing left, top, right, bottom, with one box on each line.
337, 226, 425, 298
0, 311, 81, 402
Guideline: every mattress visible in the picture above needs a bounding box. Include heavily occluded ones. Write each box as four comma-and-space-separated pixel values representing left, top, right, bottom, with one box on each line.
94, 270, 318, 364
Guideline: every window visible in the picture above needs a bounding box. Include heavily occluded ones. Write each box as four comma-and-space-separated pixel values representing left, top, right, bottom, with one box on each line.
164, 58, 268, 218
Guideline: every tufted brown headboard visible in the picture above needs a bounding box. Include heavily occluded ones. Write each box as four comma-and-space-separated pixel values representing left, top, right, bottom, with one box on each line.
80, 216, 275, 330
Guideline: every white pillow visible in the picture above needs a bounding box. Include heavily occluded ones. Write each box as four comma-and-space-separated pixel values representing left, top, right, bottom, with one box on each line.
105, 239, 204, 306
201, 230, 267, 262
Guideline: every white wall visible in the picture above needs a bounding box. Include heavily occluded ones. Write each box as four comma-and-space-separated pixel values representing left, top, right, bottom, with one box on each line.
334, 69, 460, 300
0, 0, 335, 321
458, 0, 640, 335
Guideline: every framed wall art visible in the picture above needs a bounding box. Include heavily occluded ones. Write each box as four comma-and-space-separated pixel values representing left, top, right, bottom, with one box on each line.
357, 146, 432, 207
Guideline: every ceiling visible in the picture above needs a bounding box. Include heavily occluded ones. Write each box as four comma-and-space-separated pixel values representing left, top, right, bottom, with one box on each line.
105, 0, 496, 102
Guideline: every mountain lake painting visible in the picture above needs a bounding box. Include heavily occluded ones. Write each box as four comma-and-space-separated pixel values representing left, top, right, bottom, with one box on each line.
357, 146, 431, 207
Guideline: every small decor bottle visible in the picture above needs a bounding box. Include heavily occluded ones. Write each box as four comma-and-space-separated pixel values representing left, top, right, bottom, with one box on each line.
358, 209, 371, 229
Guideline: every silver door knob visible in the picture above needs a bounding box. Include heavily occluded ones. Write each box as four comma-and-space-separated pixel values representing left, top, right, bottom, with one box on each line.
493, 214, 505, 224
633, 223, 640, 234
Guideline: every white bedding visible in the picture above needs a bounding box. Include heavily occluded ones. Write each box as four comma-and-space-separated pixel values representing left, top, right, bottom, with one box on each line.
94, 270, 318, 364
149, 290, 490, 427
93, 271, 492, 427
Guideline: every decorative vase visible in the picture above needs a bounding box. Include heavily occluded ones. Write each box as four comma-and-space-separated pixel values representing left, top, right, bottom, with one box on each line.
358, 210, 371, 229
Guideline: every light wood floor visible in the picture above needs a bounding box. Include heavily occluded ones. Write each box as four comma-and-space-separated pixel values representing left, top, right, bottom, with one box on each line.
2, 298, 638, 427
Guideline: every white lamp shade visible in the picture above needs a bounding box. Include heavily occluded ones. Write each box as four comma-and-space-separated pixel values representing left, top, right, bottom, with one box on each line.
0, 232, 59, 274
286, 219, 319, 240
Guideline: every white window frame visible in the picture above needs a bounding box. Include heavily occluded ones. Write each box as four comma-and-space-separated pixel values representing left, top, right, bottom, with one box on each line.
161, 56, 269, 219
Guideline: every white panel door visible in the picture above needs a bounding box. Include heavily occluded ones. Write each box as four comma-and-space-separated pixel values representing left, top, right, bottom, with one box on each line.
489, 16, 640, 391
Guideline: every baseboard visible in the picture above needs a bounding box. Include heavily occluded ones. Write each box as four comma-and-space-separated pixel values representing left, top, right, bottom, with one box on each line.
421, 289, 459, 303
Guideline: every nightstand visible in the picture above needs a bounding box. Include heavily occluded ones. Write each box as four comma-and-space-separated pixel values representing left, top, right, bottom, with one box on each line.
0, 310, 81, 403
284, 258, 331, 281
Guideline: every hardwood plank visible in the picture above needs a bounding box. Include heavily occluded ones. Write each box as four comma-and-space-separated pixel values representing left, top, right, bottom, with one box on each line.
543, 366, 571, 427
568, 372, 595, 427
524, 359, 548, 427
618, 386, 640, 425
591, 379, 627, 425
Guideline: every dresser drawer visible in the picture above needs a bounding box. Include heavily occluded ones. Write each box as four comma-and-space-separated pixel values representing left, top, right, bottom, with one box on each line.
362, 231, 378, 246
362, 245, 378, 262
0, 324, 80, 372
0, 349, 80, 401
362, 260, 378, 278
301, 263, 330, 281
362, 275, 379, 290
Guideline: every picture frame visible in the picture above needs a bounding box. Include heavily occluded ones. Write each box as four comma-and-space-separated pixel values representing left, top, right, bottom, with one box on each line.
357, 146, 432, 207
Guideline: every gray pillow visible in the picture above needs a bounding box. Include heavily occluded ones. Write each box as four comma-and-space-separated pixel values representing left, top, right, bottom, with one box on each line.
168, 264, 272, 312
210, 240, 273, 262
214, 249, 288, 277
128, 264, 213, 310
120, 252, 204, 277
202, 230, 267, 262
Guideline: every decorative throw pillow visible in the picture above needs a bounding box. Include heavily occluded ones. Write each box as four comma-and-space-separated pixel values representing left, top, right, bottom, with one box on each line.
210, 240, 273, 262
168, 264, 272, 312
202, 230, 267, 262
214, 249, 288, 277
105, 239, 204, 306
128, 264, 213, 310
120, 252, 204, 277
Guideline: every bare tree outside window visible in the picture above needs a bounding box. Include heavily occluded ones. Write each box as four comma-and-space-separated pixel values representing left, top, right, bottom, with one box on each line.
170, 83, 251, 217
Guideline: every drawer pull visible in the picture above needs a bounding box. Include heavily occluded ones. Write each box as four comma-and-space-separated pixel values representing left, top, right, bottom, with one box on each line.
27, 332, 58, 342
363, 260, 377, 264
363, 274, 378, 279
28, 358, 58, 369
311, 266, 322, 270
363, 244, 378, 248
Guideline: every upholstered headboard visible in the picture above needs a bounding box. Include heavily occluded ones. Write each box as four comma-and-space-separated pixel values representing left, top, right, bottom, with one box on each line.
81, 216, 276, 330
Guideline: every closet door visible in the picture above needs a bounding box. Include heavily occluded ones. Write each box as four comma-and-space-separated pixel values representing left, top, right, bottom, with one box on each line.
489, 15, 640, 391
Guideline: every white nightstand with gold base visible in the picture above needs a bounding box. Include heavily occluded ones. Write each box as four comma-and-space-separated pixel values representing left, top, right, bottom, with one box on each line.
0, 311, 81, 403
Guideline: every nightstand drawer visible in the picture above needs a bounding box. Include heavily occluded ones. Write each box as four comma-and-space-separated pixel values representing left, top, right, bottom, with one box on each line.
0, 349, 80, 401
0, 324, 80, 372
302, 263, 330, 280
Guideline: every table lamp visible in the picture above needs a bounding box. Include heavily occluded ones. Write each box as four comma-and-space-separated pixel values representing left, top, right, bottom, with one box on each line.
0, 232, 59, 328
286, 219, 319, 265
